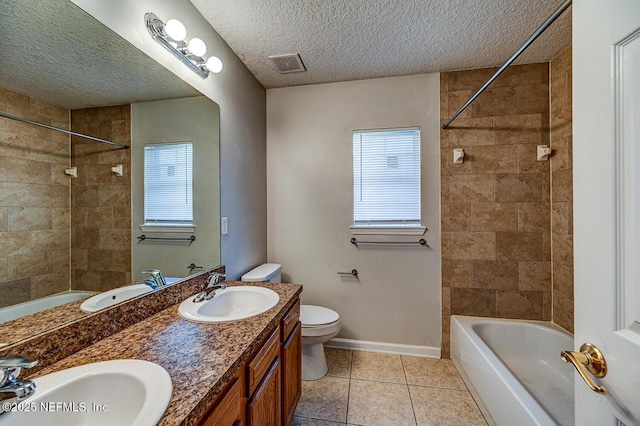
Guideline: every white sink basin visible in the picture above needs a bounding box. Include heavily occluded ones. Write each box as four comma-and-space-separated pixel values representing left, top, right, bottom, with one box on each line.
178, 286, 280, 323
80, 284, 153, 312
80, 278, 181, 313
0, 359, 172, 426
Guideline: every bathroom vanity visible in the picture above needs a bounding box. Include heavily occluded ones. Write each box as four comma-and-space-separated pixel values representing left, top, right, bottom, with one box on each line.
198, 299, 301, 426
0, 270, 302, 426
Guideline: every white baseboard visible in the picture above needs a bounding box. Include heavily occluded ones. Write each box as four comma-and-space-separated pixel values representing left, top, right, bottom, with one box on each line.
325, 338, 441, 358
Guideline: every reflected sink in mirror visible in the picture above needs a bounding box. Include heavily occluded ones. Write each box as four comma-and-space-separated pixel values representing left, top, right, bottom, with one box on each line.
178, 286, 280, 323
0, 359, 172, 426
80, 279, 182, 313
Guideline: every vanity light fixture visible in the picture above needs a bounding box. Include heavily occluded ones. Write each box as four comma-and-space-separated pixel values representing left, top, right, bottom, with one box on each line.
145, 13, 223, 79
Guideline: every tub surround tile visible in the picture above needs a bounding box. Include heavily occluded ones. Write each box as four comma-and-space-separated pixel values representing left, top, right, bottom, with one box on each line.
471, 260, 519, 290
351, 351, 406, 384
450, 288, 496, 317
409, 386, 487, 426
496, 290, 544, 320
347, 379, 415, 426
296, 376, 349, 423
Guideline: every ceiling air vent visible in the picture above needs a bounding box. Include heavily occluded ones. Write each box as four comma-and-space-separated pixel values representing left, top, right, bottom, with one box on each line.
268, 53, 306, 74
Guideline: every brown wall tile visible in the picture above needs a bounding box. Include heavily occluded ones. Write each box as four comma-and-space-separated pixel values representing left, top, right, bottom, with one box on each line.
441, 203, 471, 231
518, 261, 551, 291
450, 288, 496, 317
442, 259, 473, 288
442, 174, 494, 203
471, 203, 518, 232
496, 232, 543, 261
495, 173, 543, 203
518, 203, 551, 232
496, 290, 544, 320
472, 260, 519, 289
442, 232, 496, 260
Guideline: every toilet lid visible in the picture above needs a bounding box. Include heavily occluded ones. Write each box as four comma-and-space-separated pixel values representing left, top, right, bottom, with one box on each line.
300, 305, 339, 326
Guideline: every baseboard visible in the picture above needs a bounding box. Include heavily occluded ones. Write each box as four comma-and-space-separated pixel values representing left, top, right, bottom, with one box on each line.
325, 338, 441, 358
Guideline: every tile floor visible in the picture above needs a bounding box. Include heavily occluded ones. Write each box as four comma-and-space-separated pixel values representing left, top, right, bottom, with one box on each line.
292, 349, 487, 426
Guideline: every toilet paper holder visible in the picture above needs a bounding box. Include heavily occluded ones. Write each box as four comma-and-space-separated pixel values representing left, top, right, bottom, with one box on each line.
337, 269, 358, 278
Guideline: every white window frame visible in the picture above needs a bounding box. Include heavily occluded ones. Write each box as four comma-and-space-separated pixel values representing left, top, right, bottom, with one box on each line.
141, 141, 196, 233
351, 127, 426, 236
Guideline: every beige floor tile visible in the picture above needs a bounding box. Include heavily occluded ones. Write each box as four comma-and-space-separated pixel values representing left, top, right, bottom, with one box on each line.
326, 348, 352, 378
295, 376, 350, 423
409, 386, 487, 426
350, 351, 406, 383
347, 379, 416, 426
401, 357, 466, 390
292, 416, 346, 425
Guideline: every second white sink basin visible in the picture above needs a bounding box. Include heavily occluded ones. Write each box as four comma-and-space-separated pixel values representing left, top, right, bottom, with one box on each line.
80, 284, 153, 313
0, 359, 172, 426
178, 286, 280, 323
80, 278, 181, 313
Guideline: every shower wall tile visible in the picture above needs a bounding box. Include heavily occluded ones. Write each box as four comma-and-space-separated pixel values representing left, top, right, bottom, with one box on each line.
440, 63, 552, 357
71, 105, 131, 293
0, 86, 70, 299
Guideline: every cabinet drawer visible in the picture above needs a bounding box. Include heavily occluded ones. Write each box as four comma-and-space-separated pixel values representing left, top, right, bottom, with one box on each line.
281, 299, 300, 342
247, 326, 280, 395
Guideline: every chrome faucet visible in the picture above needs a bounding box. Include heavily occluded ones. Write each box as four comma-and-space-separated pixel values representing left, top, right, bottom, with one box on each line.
0, 356, 38, 414
193, 272, 227, 303
141, 269, 167, 289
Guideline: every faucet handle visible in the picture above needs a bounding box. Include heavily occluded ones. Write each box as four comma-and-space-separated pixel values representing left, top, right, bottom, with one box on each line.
206, 272, 226, 286
0, 356, 37, 388
0, 356, 37, 370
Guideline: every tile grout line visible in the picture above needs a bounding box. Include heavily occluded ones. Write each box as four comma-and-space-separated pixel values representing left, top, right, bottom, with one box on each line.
401, 355, 420, 426
344, 349, 353, 424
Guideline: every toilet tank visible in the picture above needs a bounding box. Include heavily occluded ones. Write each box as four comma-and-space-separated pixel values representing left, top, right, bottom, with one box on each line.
241, 263, 282, 283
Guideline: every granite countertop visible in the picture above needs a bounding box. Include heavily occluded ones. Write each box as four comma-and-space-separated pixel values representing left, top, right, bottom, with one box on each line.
30, 281, 303, 426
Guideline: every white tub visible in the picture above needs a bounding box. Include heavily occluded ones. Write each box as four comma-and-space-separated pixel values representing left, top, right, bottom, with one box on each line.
0, 291, 96, 323
451, 315, 574, 426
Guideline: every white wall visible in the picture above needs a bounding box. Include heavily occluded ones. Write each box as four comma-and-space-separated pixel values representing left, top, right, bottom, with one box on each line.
267, 74, 441, 349
71, 0, 267, 279
131, 97, 220, 281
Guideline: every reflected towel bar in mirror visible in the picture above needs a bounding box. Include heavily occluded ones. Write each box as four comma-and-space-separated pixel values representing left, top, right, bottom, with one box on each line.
350, 238, 427, 247
137, 234, 196, 243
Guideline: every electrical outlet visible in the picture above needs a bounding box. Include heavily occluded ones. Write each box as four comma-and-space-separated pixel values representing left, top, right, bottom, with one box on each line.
221, 217, 228, 235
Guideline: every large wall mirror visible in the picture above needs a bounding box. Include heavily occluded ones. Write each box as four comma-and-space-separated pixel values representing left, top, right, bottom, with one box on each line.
0, 0, 220, 346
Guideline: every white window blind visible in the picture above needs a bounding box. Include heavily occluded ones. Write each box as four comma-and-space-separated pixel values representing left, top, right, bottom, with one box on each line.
144, 142, 193, 223
353, 128, 421, 226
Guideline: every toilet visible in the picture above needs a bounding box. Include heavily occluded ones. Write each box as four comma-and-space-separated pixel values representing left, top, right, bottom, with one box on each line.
240, 263, 282, 283
241, 263, 341, 381
300, 304, 341, 380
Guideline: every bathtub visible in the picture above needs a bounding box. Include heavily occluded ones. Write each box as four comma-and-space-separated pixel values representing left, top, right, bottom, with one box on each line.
451, 315, 574, 426
0, 291, 96, 323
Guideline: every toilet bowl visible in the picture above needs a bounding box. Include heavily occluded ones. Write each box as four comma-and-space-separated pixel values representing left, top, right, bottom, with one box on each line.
300, 305, 341, 381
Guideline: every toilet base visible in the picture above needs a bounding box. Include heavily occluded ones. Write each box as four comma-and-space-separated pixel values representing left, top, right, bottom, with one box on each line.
302, 342, 328, 381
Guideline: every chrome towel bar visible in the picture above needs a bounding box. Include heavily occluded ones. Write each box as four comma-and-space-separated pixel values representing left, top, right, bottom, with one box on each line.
137, 234, 196, 243
337, 269, 358, 277
350, 238, 427, 247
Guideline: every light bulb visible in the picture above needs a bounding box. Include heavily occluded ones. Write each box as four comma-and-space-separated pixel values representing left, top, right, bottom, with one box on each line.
205, 56, 223, 73
164, 19, 186, 41
188, 38, 207, 57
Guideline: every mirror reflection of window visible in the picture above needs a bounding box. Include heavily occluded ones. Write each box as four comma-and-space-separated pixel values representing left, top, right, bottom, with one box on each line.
143, 142, 194, 225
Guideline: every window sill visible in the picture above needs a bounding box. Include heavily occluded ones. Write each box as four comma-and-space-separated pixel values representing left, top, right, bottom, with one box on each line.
350, 226, 427, 236
139, 223, 196, 233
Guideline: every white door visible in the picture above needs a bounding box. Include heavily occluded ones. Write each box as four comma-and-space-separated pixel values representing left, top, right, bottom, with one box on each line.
573, 0, 640, 424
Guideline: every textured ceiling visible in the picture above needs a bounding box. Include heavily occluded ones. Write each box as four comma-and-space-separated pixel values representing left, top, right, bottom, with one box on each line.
190, 0, 572, 89
0, 0, 200, 110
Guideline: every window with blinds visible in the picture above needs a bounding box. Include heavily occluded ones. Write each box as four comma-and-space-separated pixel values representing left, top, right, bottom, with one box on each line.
144, 141, 193, 224
353, 128, 421, 228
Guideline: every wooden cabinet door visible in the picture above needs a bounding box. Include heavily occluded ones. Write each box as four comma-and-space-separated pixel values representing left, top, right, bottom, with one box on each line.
281, 322, 301, 426
198, 377, 244, 426
248, 357, 282, 426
